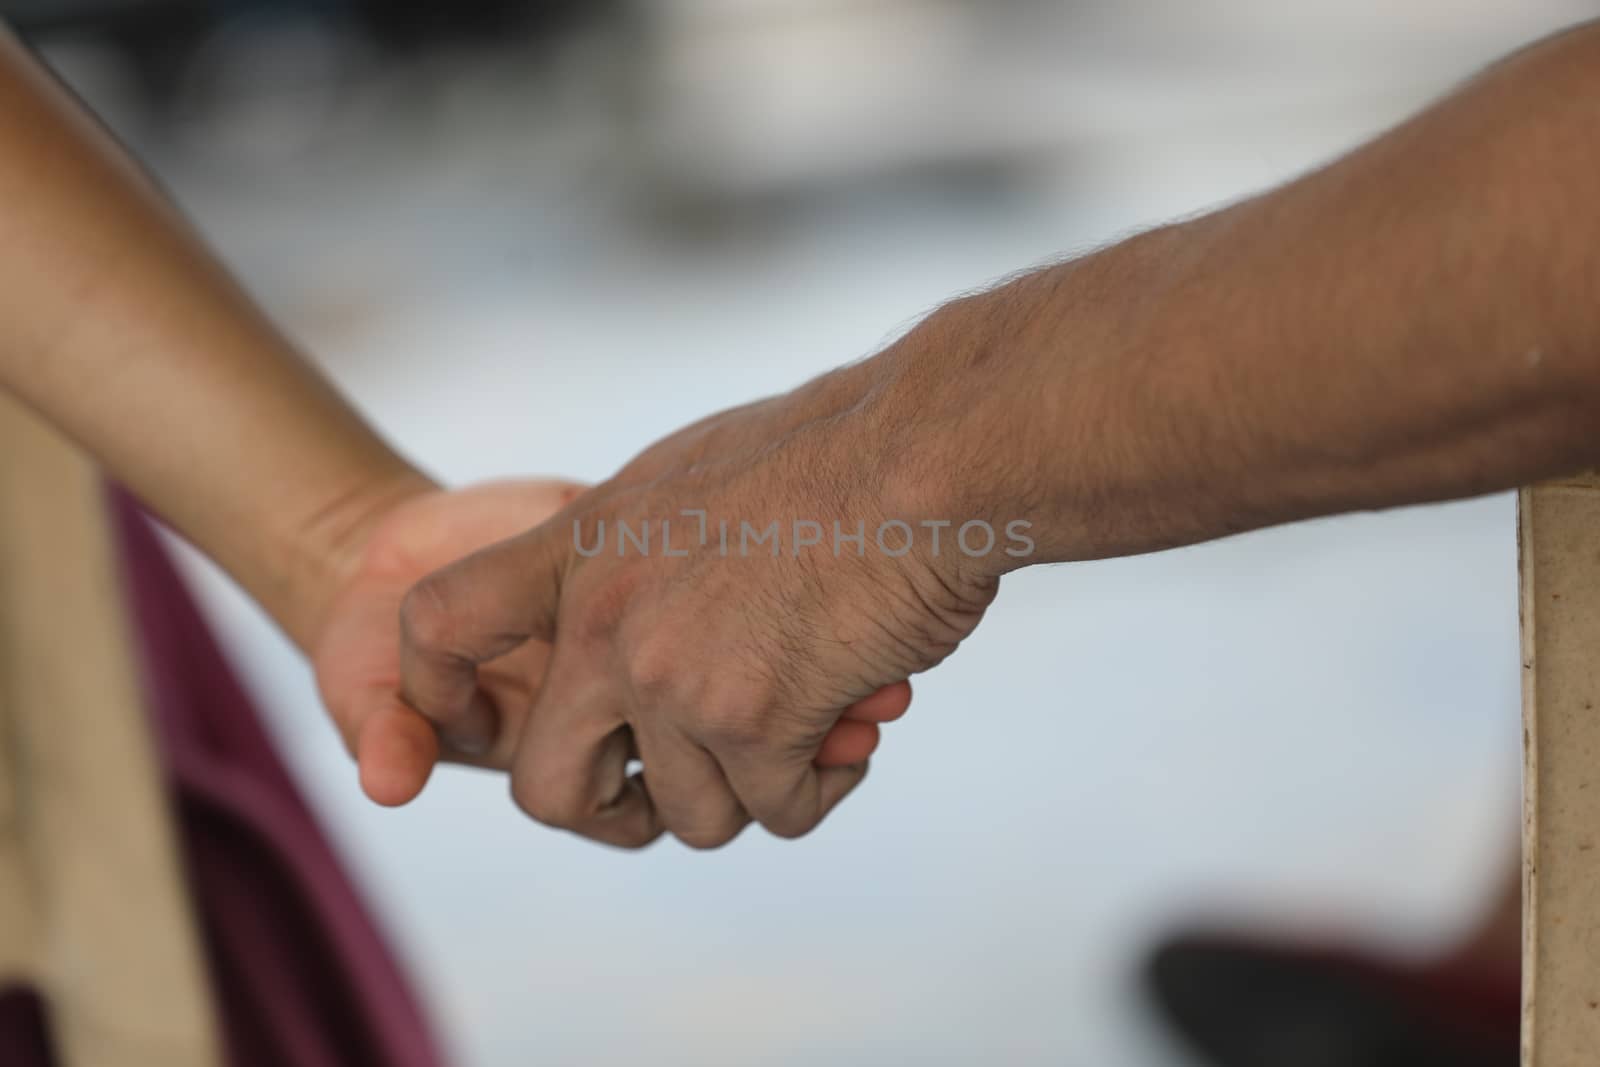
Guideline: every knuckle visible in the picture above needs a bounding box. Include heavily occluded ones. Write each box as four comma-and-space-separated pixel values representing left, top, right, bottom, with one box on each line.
760, 808, 818, 841
674, 819, 741, 851
400, 576, 460, 651
652, 784, 744, 850
626, 631, 683, 703
510, 773, 581, 828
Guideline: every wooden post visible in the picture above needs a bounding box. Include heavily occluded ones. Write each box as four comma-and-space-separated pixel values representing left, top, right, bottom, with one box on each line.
1520, 471, 1600, 1066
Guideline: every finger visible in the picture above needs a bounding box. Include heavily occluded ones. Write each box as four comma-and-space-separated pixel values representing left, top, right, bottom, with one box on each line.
714, 743, 869, 840
819, 680, 910, 766
841, 680, 912, 723
816, 719, 880, 767
356, 698, 441, 807
511, 650, 662, 849
400, 522, 566, 753
436, 691, 500, 757
632, 723, 749, 850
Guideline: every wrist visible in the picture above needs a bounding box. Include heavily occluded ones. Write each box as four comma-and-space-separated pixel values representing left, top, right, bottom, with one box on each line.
849, 302, 1047, 583
281, 464, 438, 651
867, 219, 1227, 575
865, 279, 1074, 578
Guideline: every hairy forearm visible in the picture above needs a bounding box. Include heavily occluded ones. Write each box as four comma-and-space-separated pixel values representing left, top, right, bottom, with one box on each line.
879, 21, 1600, 567
0, 28, 431, 648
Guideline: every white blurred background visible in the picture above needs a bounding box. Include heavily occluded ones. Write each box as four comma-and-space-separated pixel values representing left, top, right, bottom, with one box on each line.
19, 0, 1599, 1063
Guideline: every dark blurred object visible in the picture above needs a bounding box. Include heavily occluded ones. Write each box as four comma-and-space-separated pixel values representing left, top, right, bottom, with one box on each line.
1, 0, 595, 41
0, 0, 201, 34
1145, 933, 1519, 1067
4, 0, 615, 147
0, 990, 52, 1067
3, 0, 607, 103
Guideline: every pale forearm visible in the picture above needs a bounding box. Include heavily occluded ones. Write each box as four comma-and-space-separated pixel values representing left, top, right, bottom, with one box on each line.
884, 21, 1600, 568
0, 28, 430, 648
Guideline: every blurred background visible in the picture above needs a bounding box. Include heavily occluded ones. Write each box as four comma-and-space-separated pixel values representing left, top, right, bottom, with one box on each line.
10, 1, 1598, 1063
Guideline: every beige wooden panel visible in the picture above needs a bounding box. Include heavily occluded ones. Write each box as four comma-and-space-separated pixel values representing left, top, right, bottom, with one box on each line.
0, 395, 220, 1067
1521, 471, 1600, 1067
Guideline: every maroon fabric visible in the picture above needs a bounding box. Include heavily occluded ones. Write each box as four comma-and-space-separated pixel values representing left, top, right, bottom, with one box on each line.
0, 489, 446, 1067
104, 489, 447, 1067
0, 990, 53, 1067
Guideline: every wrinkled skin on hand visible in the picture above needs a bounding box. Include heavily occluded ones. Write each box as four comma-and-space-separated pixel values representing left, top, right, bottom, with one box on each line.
313, 479, 906, 809
398, 367, 996, 849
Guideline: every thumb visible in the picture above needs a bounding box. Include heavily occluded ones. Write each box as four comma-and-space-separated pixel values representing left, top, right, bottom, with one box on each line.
399, 520, 565, 752
356, 697, 441, 807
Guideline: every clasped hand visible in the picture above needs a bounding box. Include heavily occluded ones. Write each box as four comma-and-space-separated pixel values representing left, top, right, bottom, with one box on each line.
327, 360, 1000, 849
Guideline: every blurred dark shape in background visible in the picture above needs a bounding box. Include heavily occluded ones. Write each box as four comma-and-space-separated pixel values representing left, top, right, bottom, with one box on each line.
24, 1, 1539, 218
2, 0, 600, 44
2, 0, 612, 117
4, 0, 1062, 226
